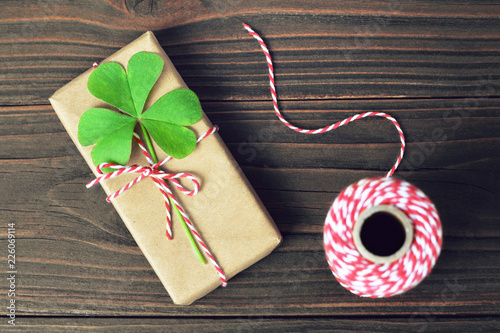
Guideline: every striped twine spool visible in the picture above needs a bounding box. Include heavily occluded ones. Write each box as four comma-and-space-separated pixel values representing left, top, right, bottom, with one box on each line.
244, 23, 442, 296
324, 177, 442, 297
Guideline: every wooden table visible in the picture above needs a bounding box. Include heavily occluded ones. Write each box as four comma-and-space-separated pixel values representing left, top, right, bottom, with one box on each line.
1, 1, 499, 331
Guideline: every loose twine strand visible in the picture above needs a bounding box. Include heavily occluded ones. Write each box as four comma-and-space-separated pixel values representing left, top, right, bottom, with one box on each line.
242, 23, 406, 177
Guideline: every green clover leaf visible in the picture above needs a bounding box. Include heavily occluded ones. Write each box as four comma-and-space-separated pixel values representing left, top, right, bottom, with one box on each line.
78, 51, 203, 168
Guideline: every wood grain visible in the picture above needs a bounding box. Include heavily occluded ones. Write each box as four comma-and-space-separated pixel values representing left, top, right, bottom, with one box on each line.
1, 102, 499, 319
0, 0, 499, 331
1, 317, 500, 333
1, 2, 499, 105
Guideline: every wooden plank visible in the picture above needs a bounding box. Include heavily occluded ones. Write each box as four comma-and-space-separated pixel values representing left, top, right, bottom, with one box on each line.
1, 101, 498, 316
1, 316, 500, 332
0, 2, 499, 105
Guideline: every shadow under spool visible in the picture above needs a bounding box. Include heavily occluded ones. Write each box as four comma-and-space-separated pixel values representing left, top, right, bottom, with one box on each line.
353, 205, 413, 264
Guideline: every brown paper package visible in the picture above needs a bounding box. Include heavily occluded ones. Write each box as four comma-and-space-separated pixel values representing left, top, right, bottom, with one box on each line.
49, 31, 282, 305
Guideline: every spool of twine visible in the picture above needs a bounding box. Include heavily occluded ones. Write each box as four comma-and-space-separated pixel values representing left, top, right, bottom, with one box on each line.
324, 177, 442, 297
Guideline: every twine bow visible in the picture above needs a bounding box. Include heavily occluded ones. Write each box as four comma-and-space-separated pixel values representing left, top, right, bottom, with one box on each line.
86, 126, 227, 286
87, 149, 200, 240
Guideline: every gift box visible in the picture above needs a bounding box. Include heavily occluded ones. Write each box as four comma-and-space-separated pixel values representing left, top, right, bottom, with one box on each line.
49, 31, 282, 305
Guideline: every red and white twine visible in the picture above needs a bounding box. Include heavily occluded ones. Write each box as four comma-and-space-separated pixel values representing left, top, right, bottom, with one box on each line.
324, 177, 442, 297
87, 127, 227, 287
243, 23, 405, 178
244, 23, 442, 297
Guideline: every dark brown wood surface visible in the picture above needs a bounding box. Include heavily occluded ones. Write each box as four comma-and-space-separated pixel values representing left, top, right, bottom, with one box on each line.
1, 1, 499, 332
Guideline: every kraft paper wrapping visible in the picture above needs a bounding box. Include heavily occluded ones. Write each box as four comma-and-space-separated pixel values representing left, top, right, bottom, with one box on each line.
49, 31, 282, 305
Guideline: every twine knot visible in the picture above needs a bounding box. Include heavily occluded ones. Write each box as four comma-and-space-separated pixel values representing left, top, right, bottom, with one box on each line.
90, 162, 200, 203
142, 168, 153, 177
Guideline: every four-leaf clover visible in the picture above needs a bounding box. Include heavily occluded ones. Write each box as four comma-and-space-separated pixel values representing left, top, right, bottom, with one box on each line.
78, 51, 203, 168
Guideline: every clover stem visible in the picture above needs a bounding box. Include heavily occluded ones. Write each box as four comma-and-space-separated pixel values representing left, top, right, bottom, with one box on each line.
139, 122, 159, 165
170, 197, 207, 265
138, 123, 206, 265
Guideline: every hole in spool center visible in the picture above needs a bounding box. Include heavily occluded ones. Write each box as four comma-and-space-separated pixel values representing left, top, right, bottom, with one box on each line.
359, 212, 406, 257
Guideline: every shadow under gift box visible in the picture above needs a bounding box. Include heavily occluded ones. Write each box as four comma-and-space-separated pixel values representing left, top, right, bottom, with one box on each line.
49, 31, 282, 305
